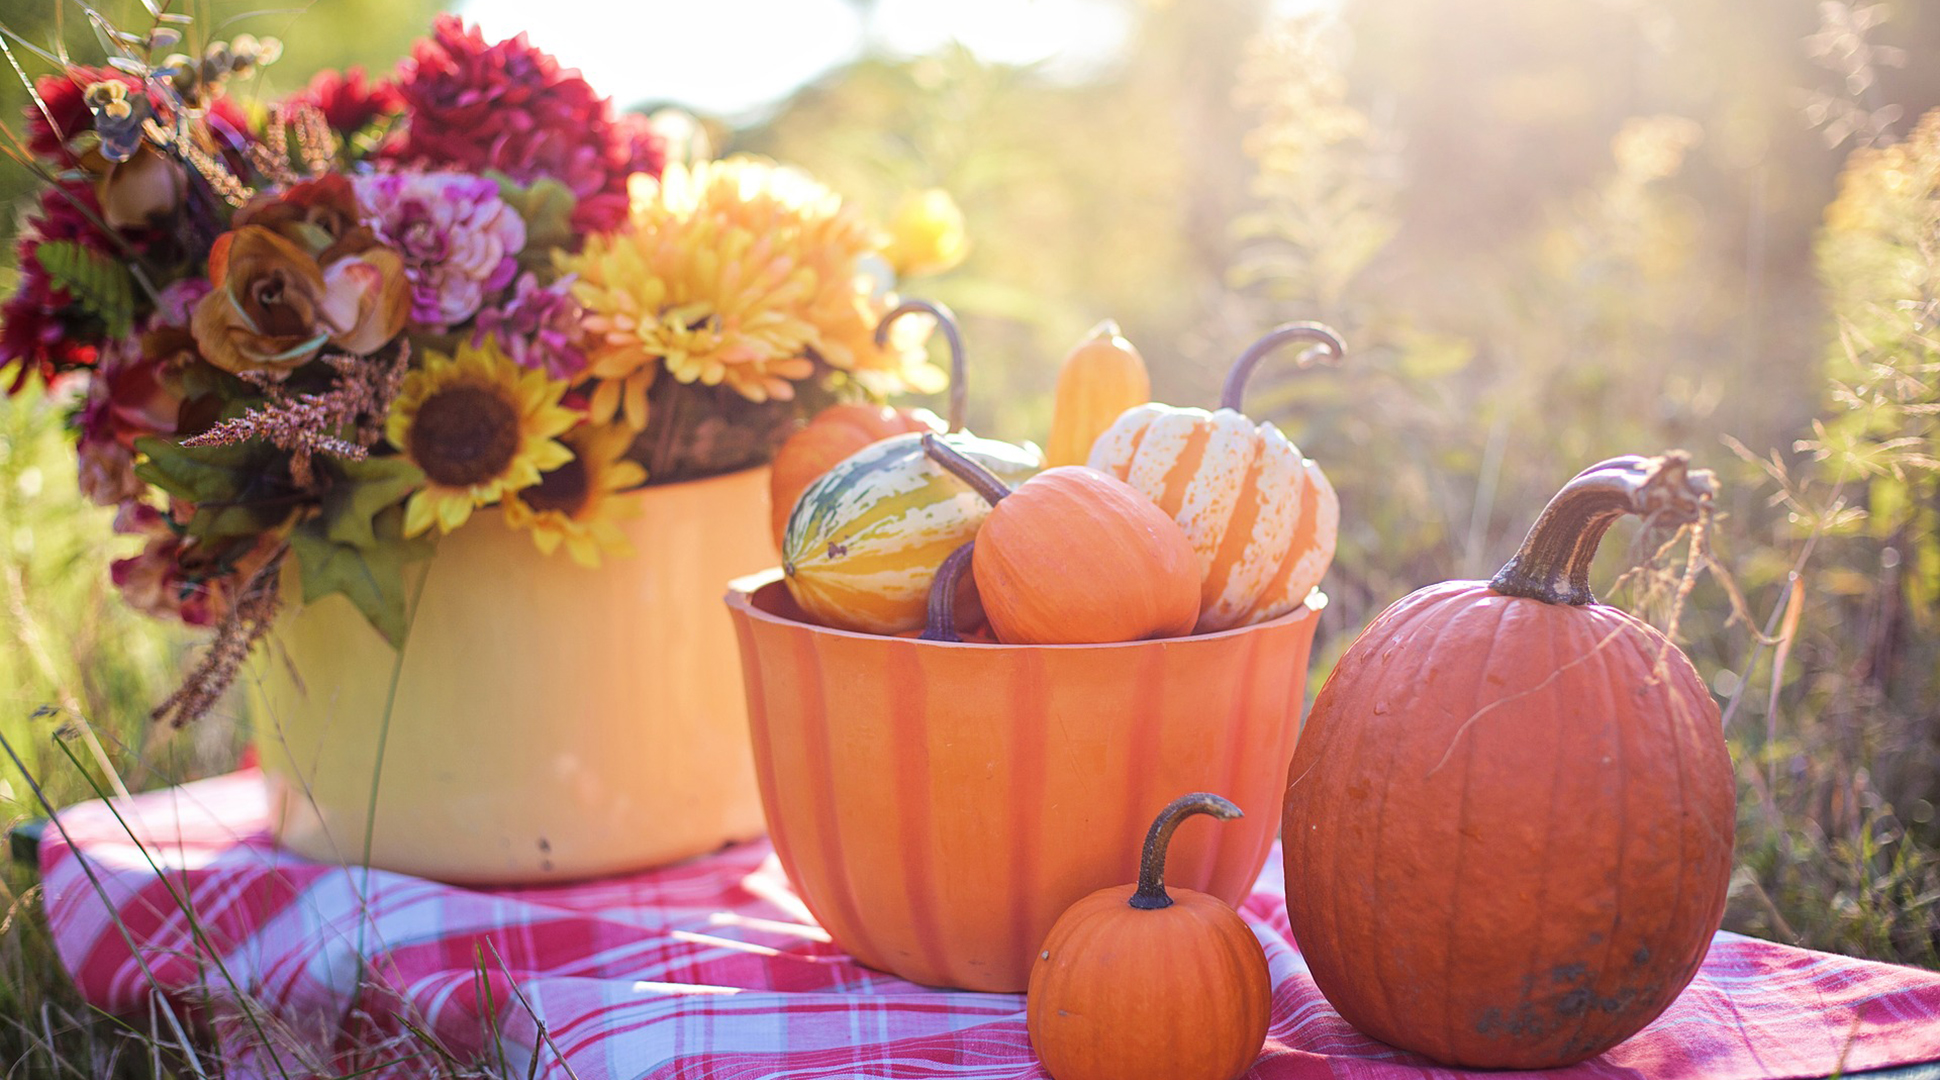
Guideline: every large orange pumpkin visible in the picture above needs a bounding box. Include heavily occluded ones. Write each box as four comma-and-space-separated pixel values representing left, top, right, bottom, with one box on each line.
1088, 323, 1343, 633
1028, 792, 1271, 1080
766, 299, 967, 549
1281, 452, 1734, 1069
921, 435, 1200, 645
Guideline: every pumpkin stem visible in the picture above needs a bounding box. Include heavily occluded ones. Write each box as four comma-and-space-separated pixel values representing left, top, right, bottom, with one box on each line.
1218, 322, 1346, 413
921, 433, 1013, 506
1489, 451, 1717, 606
922, 541, 975, 642
1129, 792, 1243, 910
876, 299, 969, 433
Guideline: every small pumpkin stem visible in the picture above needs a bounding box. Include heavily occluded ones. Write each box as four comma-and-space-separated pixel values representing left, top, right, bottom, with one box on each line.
876, 299, 968, 433
921, 541, 975, 642
1218, 322, 1346, 413
1490, 451, 1717, 606
921, 433, 1012, 506
1129, 792, 1244, 911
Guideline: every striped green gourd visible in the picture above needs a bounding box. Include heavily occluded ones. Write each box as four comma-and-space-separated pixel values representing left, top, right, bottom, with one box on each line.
782, 431, 1041, 634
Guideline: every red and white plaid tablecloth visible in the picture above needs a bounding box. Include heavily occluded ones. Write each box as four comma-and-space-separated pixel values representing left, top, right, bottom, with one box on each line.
34, 770, 1940, 1080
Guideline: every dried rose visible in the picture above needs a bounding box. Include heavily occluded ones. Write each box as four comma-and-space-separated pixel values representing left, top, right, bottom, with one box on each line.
320, 247, 410, 356
96, 143, 188, 230
192, 226, 408, 375
236, 174, 377, 262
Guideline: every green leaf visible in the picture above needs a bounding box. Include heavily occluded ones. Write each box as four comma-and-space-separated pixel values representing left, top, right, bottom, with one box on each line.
134, 436, 263, 503
318, 456, 425, 549
490, 172, 579, 264
287, 507, 435, 646
34, 240, 135, 338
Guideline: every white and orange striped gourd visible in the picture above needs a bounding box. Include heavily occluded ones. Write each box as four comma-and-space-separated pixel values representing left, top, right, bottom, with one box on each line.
1087, 323, 1344, 634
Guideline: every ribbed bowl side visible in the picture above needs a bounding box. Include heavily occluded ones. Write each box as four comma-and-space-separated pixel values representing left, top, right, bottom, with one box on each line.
728, 573, 1317, 991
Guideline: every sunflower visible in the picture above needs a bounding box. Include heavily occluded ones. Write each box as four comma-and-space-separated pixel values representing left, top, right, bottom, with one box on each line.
502, 422, 647, 567
387, 336, 579, 537
562, 156, 943, 429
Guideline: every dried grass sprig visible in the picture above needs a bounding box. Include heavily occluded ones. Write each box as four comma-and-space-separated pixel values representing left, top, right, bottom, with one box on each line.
150, 543, 285, 729
182, 341, 411, 489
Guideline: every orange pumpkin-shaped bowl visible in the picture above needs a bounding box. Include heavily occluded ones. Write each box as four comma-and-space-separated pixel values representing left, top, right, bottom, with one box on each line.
725, 570, 1321, 992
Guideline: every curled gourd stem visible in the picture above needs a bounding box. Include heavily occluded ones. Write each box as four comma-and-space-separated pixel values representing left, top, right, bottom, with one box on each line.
920, 433, 1012, 506
876, 299, 968, 433
1130, 792, 1244, 911
922, 540, 975, 642
1489, 451, 1717, 607
1218, 322, 1347, 413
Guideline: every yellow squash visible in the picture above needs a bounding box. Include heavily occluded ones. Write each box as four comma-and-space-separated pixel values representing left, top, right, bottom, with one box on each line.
1045, 320, 1150, 467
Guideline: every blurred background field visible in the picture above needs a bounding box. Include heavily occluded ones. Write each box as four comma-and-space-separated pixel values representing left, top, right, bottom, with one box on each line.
1, 0, 1937, 1065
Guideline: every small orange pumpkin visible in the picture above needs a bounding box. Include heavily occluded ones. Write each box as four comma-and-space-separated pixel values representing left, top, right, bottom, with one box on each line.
922, 435, 1199, 645
1028, 792, 1271, 1080
1088, 323, 1343, 633
1045, 320, 1151, 468
1282, 452, 1734, 1069
766, 299, 968, 550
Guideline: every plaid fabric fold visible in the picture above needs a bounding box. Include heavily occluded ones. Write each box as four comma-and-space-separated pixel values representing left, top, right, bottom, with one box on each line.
36, 770, 1940, 1080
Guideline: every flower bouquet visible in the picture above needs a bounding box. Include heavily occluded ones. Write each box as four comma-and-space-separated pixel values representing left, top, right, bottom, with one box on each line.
2, 13, 964, 880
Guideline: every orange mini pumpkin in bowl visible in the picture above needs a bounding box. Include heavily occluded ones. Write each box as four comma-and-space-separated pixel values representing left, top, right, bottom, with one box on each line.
920, 434, 1199, 645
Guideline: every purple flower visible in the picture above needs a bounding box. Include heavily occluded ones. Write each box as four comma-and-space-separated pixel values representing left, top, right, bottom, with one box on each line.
472, 273, 589, 380
354, 171, 524, 331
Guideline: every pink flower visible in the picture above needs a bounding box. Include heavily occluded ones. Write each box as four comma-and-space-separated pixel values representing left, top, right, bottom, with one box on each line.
73, 281, 209, 504
471, 273, 588, 379
354, 171, 524, 330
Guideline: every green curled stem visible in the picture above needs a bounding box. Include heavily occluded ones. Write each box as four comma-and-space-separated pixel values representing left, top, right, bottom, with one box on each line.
1218, 322, 1346, 413
876, 299, 968, 433
922, 541, 976, 642
920, 433, 1012, 505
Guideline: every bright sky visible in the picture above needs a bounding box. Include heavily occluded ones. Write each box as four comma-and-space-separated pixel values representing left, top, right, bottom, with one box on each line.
456, 0, 1135, 117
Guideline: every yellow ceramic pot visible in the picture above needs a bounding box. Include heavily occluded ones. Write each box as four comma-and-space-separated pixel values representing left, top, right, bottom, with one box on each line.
253, 466, 774, 885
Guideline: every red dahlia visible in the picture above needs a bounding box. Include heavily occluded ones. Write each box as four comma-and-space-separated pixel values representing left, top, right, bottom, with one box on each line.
387, 15, 664, 233
26, 66, 143, 165
296, 66, 404, 136
1, 185, 116, 393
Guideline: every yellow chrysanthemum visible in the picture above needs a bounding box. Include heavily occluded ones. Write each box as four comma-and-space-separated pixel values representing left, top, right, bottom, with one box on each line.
502, 422, 647, 567
561, 156, 944, 429
387, 337, 579, 538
